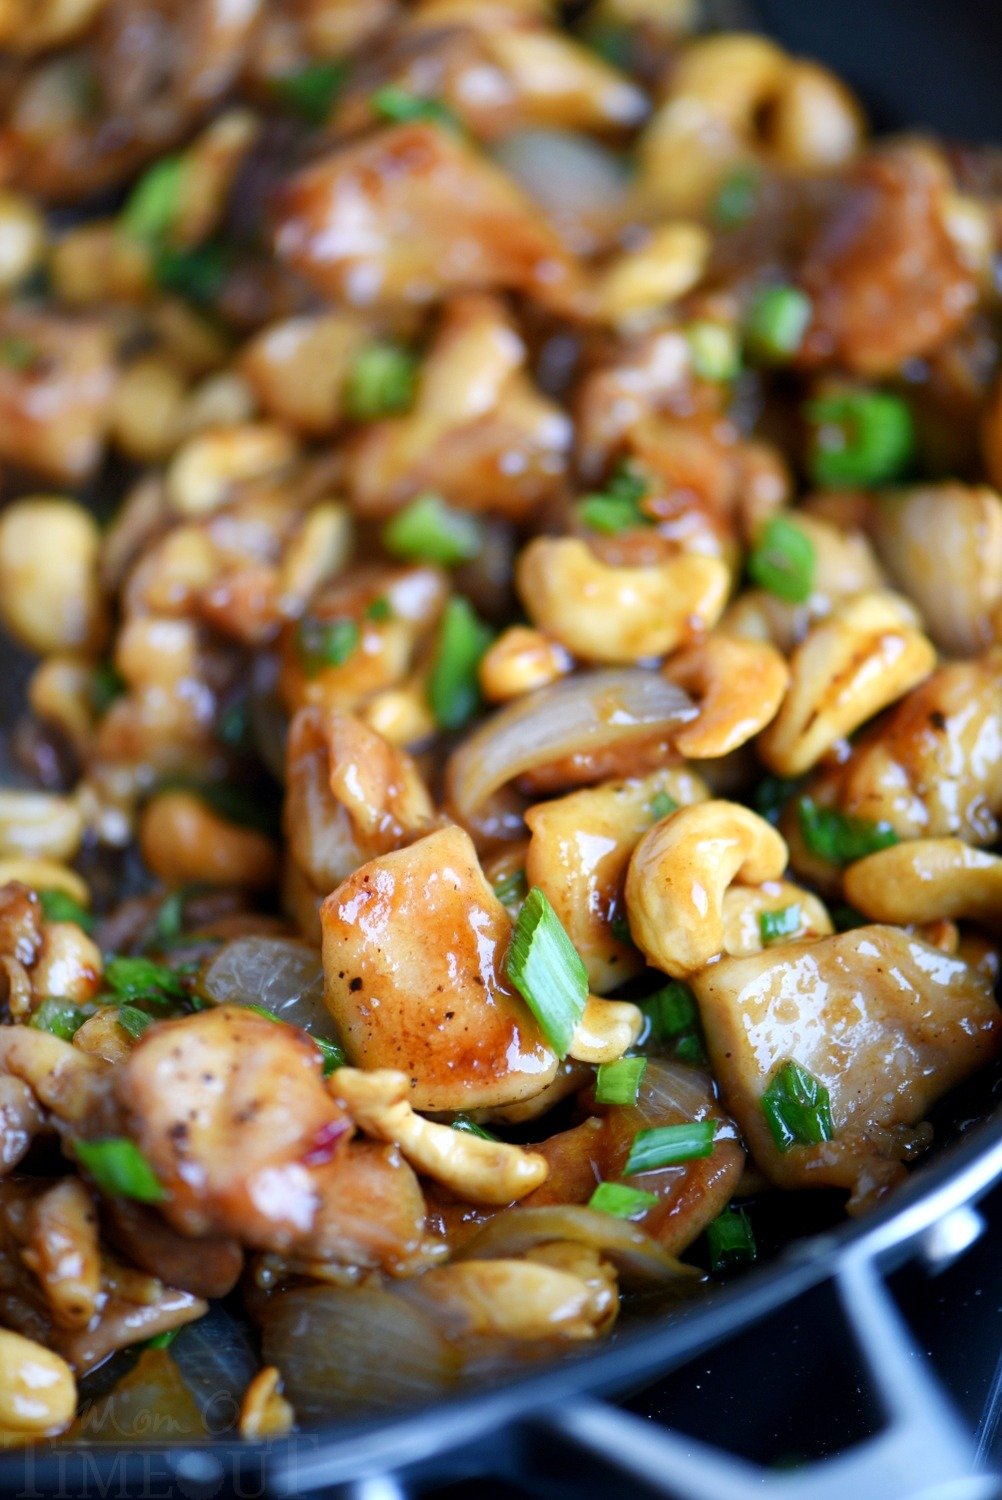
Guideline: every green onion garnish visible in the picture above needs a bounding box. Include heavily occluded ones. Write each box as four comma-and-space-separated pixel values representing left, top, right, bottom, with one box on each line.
648, 790, 677, 822
797, 796, 898, 866
122, 156, 185, 241
91, 661, 126, 716
610, 912, 632, 946
806, 390, 914, 489
117, 1004, 153, 1040
684, 319, 741, 382
313, 1037, 345, 1076
588, 1181, 658, 1220
366, 596, 392, 622
761, 1059, 833, 1153
104, 957, 188, 1007
492, 869, 527, 909
296, 616, 360, 676
758, 904, 801, 946
272, 60, 348, 126
0, 334, 39, 371
427, 596, 492, 731
754, 774, 801, 826
344, 341, 418, 421
38, 889, 94, 933
575, 460, 652, 535
30, 998, 89, 1042
371, 86, 459, 131
152, 243, 231, 306
451, 1114, 498, 1141
706, 1205, 757, 1271
748, 515, 816, 603
595, 1055, 647, 1107
74, 1138, 166, 1203
712, 167, 759, 229
642, 981, 705, 1063
831, 902, 868, 931
506, 886, 588, 1059
744, 285, 812, 364
144, 1328, 179, 1350
382, 493, 484, 567
625, 1120, 717, 1174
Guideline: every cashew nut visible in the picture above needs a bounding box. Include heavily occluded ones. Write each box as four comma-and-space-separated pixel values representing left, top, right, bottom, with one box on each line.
479, 625, 574, 702
0, 791, 84, 863
166, 423, 298, 516
239, 1366, 294, 1441
0, 859, 89, 905
721, 879, 833, 957
331, 1068, 549, 1205
413, 1259, 610, 1340
138, 791, 279, 891
568, 995, 644, 1065
0, 1329, 76, 1441
664, 634, 790, 757
595, 224, 710, 328
32, 920, 103, 1005
625, 800, 788, 977
22, 1177, 101, 1330
844, 839, 1002, 927
758, 591, 937, 777
517, 537, 730, 663
0, 497, 106, 656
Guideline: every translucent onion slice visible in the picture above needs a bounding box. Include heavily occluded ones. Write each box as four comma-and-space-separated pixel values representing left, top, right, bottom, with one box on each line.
259, 1283, 460, 1418
198, 937, 337, 1041
446, 669, 694, 839
456, 1205, 703, 1287
492, 130, 631, 221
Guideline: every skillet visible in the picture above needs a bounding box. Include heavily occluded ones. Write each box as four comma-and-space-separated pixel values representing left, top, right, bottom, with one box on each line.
1, 3, 1001, 1496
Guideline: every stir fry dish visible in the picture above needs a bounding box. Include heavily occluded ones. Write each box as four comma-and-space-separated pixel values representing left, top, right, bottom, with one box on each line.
0, 0, 1000, 1445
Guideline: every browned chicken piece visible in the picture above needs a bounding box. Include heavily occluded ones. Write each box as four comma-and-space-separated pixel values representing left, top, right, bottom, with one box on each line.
0, 311, 116, 482
798, 147, 977, 375
795, 648, 1002, 848
692, 927, 1002, 1207
272, 121, 588, 315
320, 824, 559, 1110
0, 1025, 113, 1133
306, 1139, 436, 1276
346, 294, 572, 520
525, 1059, 745, 1257
101, 1198, 243, 1299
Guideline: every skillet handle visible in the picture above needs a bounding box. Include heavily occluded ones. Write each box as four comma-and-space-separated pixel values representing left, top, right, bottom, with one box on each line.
538, 1249, 999, 1500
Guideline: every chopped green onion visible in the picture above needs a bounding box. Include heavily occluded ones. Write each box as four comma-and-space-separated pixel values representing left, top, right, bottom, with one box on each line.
371, 86, 459, 131
38, 889, 94, 933
748, 515, 816, 604
831, 902, 868, 931
609, 912, 633, 946
744, 285, 812, 364
492, 869, 527, 908
30, 998, 89, 1042
758, 904, 801, 946
272, 60, 348, 126
117, 1004, 153, 1040
427, 596, 493, 731
451, 1114, 497, 1141
313, 1037, 345, 1076
382, 493, 484, 567
648, 791, 677, 822
91, 661, 126, 716
506, 886, 588, 1059
344, 341, 418, 421
144, 1328, 179, 1350
0, 334, 39, 371
806, 390, 914, 488
685, 320, 741, 382
575, 460, 651, 535
366, 596, 393, 622
74, 1138, 166, 1203
104, 957, 188, 1007
625, 1120, 717, 1174
673, 1033, 707, 1066
754, 774, 801, 827
122, 156, 186, 241
797, 796, 898, 866
152, 243, 231, 307
595, 1055, 647, 1107
712, 167, 759, 229
580, 18, 633, 69
643, 981, 698, 1043
761, 1059, 833, 1153
296, 616, 360, 676
149, 889, 186, 947
706, 1206, 757, 1271
588, 1181, 658, 1220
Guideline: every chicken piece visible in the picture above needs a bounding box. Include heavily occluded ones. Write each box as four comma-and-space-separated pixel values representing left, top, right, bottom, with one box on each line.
524, 767, 710, 993
0, 311, 116, 482
0, 1025, 112, 1132
307, 1139, 441, 1276
346, 295, 572, 520
273, 122, 587, 315
796, 648, 1002, 849
798, 147, 977, 375
320, 825, 559, 1111
117, 1007, 352, 1246
0, 1075, 45, 1175
101, 1198, 243, 1299
22, 1178, 101, 1330
692, 927, 1002, 1205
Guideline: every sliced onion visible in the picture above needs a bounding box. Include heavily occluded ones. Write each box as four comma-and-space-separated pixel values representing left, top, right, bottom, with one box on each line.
198, 937, 337, 1041
493, 130, 631, 221
456, 1206, 703, 1288
446, 669, 694, 839
259, 1283, 459, 1417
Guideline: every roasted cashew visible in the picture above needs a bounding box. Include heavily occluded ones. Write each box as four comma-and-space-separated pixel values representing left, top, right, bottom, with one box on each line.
595, 224, 710, 328
844, 839, 1002, 927
0, 1329, 76, 1442
479, 626, 574, 703
413, 1259, 608, 1341
331, 1068, 548, 1205
721, 879, 832, 958
758, 591, 937, 777
516, 537, 729, 664
22, 1177, 101, 1331
664, 634, 789, 758
568, 995, 644, 1065
238, 1367, 294, 1441
625, 801, 788, 977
